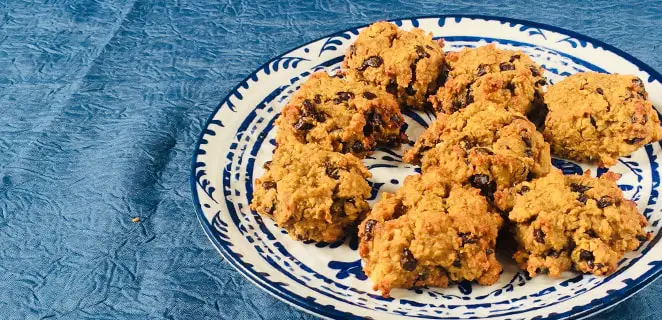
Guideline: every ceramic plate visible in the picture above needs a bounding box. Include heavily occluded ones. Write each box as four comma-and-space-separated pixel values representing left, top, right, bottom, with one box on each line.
191, 15, 662, 319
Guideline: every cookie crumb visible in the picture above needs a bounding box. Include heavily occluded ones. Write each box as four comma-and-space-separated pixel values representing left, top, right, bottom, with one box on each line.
132, 217, 141, 223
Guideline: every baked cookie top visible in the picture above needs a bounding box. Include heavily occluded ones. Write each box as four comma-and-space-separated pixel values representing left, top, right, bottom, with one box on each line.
543, 72, 662, 166
358, 169, 503, 297
404, 102, 551, 205
343, 21, 446, 109
276, 71, 407, 158
250, 142, 372, 242
430, 44, 546, 118
501, 170, 649, 277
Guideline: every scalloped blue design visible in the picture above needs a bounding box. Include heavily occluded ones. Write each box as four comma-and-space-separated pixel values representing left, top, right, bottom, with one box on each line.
192, 15, 662, 320
318, 30, 359, 56
552, 158, 584, 175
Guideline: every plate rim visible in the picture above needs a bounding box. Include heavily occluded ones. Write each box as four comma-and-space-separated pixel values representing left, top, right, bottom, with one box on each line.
191, 14, 662, 320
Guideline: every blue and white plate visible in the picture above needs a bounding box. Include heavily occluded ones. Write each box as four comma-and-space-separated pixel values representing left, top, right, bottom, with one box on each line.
191, 16, 662, 319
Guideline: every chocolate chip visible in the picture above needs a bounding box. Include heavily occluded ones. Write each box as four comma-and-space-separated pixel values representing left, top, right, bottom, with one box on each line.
264, 205, 275, 215
351, 141, 364, 154
386, 79, 398, 95
451, 99, 463, 113
452, 255, 462, 267
570, 183, 592, 193
499, 62, 515, 71
293, 119, 314, 131
536, 78, 547, 86
587, 229, 599, 238
401, 248, 418, 271
626, 137, 645, 145
597, 196, 613, 208
529, 65, 540, 77
415, 45, 430, 58
579, 249, 595, 262
262, 181, 276, 190
533, 228, 545, 243
459, 232, 478, 246
473, 147, 495, 155
393, 201, 407, 218
476, 64, 489, 77
416, 269, 430, 282
303, 99, 314, 111
263, 161, 272, 170
331, 199, 345, 216
521, 134, 532, 148
590, 115, 597, 128
509, 54, 521, 63
358, 56, 383, 71
363, 219, 377, 241
313, 94, 322, 104
518, 185, 531, 195
334, 91, 354, 103
577, 194, 588, 205
362, 91, 377, 100
637, 234, 648, 242
465, 84, 474, 105
505, 81, 516, 95
486, 249, 494, 255
596, 88, 604, 95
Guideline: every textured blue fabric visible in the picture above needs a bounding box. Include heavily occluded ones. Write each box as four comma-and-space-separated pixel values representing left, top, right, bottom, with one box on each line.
1, 1, 661, 319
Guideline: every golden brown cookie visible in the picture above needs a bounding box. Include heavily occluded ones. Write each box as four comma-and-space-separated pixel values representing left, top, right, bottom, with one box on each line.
500, 170, 649, 277
543, 72, 662, 167
403, 102, 551, 207
250, 143, 372, 242
343, 21, 446, 109
430, 44, 546, 119
276, 71, 407, 158
358, 169, 503, 297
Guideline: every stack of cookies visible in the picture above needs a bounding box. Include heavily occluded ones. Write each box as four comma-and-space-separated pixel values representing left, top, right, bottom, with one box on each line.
251, 21, 662, 297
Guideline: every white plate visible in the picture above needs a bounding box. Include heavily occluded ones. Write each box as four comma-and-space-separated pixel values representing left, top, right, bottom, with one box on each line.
191, 15, 662, 319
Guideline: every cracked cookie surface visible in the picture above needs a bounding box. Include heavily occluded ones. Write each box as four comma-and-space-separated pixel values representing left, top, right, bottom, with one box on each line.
358, 169, 503, 297
343, 21, 446, 109
276, 71, 407, 158
543, 72, 662, 167
403, 102, 551, 207
499, 170, 649, 277
430, 44, 546, 121
250, 143, 372, 242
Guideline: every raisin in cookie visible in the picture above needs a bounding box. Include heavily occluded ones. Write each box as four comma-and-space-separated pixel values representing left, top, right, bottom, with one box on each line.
358, 169, 503, 297
343, 21, 446, 109
403, 102, 551, 206
544, 72, 662, 167
501, 169, 649, 277
276, 71, 407, 158
250, 143, 372, 242
430, 44, 546, 120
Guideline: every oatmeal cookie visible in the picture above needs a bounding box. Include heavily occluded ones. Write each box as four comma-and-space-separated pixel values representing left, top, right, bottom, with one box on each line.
343, 21, 446, 109
544, 72, 662, 166
358, 169, 503, 297
501, 170, 649, 277
250, 143, 372, 242
403, 102, 551, 206
276, 71, 407, 158
430, 44, 546, 120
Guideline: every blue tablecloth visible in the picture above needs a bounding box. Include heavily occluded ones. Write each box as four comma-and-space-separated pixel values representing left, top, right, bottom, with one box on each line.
2, 1, 661, 319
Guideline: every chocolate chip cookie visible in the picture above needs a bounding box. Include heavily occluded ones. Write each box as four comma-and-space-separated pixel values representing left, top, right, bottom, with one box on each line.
358, 169, 503, 297
276, 71, 407, 158
543, 72, 662, 167
501, 169, 649, 277
430, 44, 546, 120
403, 102, 551, 207
250, 143, 372, 242
343, 21, 446, 109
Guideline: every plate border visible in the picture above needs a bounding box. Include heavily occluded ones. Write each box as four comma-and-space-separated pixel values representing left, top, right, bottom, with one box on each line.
191, 14, 662, 320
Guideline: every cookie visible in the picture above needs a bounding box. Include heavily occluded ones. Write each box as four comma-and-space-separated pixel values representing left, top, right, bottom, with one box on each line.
343, 21, 446, 109
430, 44, 546, 120
403, 102, 551, 207
543, 72, 662, 167
501, 170, 649, 277
358, 169, 503, 297
250, 143, 372, 242
276, 71, 407, 158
